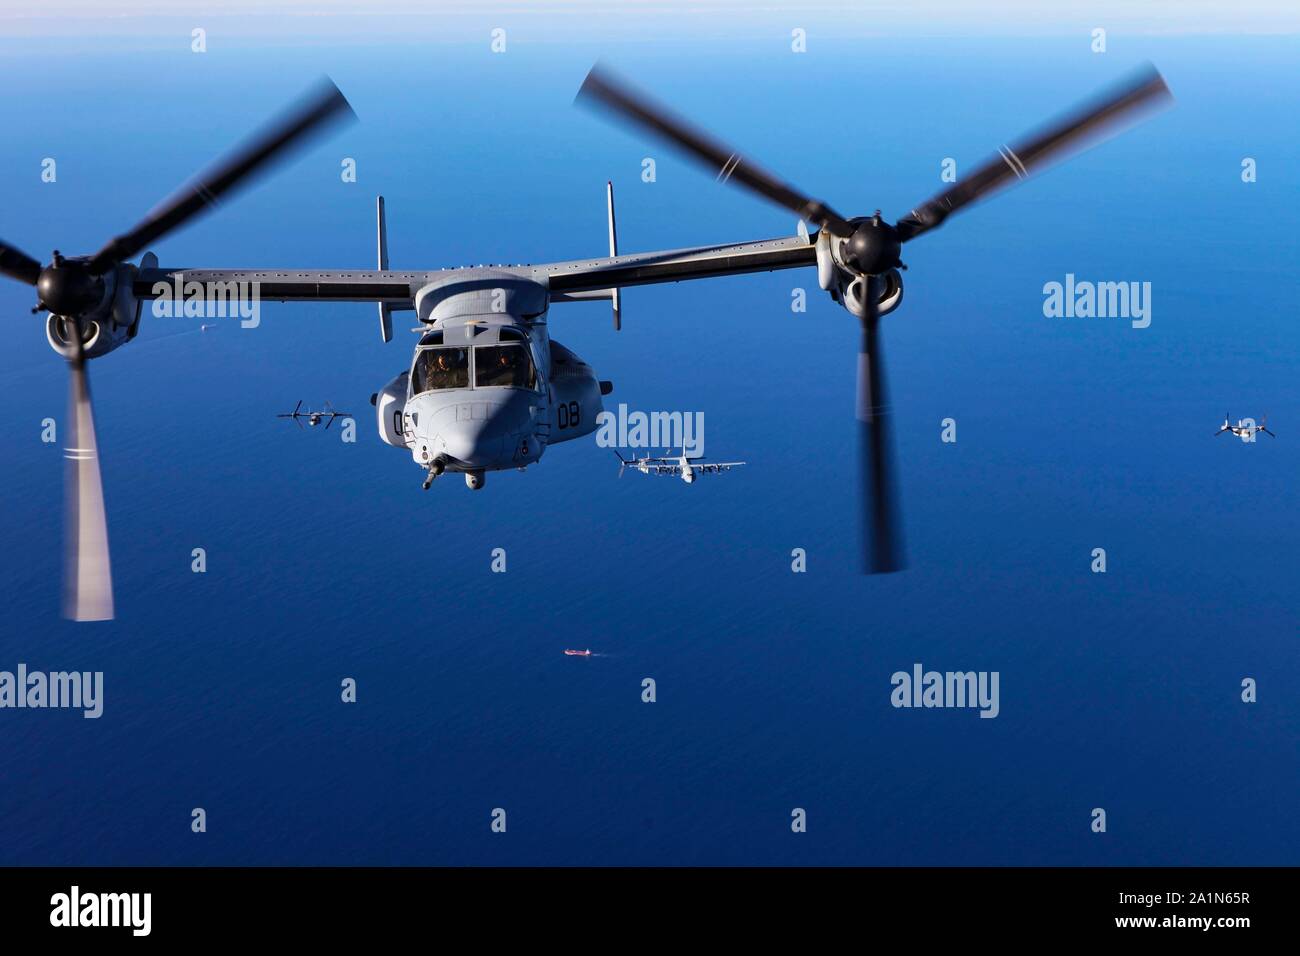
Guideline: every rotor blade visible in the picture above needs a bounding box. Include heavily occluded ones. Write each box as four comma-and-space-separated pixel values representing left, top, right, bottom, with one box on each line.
62, 322, 114, 621
577, 65, 851, 234
896, 64, 1172, 241
0, 238, 41, 285
87, 79, 356, 273
856, 275, 905, 574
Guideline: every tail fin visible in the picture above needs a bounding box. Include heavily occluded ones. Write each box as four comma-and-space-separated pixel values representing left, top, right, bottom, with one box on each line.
377, 195, 393, 343
606, 181, 621, 331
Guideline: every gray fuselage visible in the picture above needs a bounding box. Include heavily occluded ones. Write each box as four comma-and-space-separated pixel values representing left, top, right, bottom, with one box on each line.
373, 271, 605, 488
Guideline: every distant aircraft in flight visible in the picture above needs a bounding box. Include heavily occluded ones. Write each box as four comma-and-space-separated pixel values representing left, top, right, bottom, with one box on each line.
278, 400, 351, 430
1215, 414, 1275, 441
615, 449, 745, 484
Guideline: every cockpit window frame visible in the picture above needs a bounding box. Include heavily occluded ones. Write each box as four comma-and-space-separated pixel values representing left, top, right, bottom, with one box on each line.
473, 342, 539, 392
410, 344, 471, 396
409, 337, 541, 397
408, 327, 546, 398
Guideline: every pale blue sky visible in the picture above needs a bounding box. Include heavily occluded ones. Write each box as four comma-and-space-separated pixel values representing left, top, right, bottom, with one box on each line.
3, 0, 1298, 40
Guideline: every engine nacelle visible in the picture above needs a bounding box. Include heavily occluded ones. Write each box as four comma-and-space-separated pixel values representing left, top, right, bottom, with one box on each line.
816, 227, 838, 291
44, 256, 151, 360
815, 231, 904, 318
838, 268, 904, 320
45, 314, 132, 360
373, 371, 410, 448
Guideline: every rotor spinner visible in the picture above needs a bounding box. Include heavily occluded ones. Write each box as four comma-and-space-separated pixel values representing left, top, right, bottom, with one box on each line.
840, 213, 903, 277
37, 252, 105, 316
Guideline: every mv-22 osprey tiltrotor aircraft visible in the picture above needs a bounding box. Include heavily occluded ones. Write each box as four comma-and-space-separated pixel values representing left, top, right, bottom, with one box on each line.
278, 400, 351, 430
0, 65, 1170, 620
1215, 414, 1275, 441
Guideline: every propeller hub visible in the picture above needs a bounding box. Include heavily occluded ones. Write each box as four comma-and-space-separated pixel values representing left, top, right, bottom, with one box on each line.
37, 256, 105, 316
842, 217, 902, 276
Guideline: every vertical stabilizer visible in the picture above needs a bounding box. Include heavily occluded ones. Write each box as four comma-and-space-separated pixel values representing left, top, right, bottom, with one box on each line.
606, 181, 621, 331
377, 195, 393, 343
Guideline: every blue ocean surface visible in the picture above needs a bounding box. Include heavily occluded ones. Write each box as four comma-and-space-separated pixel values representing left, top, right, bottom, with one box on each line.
0, 30, 1296, 865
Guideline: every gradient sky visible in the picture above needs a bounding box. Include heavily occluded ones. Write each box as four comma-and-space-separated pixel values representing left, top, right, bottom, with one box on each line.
4, 1, 1300, 39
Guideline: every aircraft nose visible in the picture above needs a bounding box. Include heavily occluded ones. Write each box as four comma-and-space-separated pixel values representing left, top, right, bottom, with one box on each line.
416, 395, 537, 469
441, 412, 509, 464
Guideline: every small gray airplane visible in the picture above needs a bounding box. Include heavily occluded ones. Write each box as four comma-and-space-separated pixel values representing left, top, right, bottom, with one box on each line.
278, 400, 350, 430
616, 449, 746, 484
0, 64, 1171, 619
1215, 414, 1275, 440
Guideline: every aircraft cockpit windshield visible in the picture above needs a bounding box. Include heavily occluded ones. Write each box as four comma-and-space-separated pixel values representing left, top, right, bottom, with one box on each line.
410, 340, 537, 395
411, 346, 470, 393
475, 344, 536, 390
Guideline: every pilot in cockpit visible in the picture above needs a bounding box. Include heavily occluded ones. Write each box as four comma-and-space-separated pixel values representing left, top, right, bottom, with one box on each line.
427, 349, 467, 390
411, 348, 468, 394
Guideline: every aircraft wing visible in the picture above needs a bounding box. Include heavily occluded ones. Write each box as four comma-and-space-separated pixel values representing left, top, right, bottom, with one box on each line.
627, 460, 682, 474
135, 268, 418, 304
539, 234, 816, 297
133, 232, 817, 306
